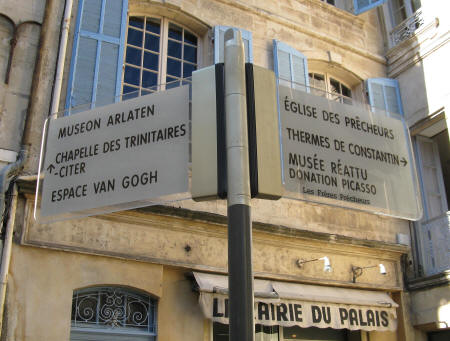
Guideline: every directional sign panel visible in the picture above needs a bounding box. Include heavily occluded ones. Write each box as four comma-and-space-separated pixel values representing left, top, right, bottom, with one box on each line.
38, 86, 189, 221
280, 85, 422, 220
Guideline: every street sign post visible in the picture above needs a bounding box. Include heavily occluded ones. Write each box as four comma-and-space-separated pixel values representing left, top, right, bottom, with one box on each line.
280, 85, 422, 220
36, 86, 190, 222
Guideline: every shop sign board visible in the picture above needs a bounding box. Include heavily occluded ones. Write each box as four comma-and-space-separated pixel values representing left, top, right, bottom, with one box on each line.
202, 294, 397, 332
37, 86, 189, 221
279, 85, 421, 220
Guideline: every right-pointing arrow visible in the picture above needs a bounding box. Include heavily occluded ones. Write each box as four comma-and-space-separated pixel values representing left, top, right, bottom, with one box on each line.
400, 157, 408, 167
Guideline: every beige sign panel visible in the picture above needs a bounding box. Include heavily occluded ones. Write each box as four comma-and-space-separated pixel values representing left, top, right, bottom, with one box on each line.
37, 86, 189, 222
279, 85, 422, 220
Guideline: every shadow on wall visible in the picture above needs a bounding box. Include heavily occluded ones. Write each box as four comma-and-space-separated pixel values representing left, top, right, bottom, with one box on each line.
0, 13, 41, 156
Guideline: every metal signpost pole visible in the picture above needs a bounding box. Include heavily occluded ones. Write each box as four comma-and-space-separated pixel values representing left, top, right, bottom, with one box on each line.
224, 29, 255, 341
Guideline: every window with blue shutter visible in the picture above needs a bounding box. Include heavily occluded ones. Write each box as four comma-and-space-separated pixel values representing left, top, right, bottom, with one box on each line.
214, 26, 253, 64
272, 40, 309, 92
353, 0, 387, 15
366, 78, 404, 115
66, 0, 128, 112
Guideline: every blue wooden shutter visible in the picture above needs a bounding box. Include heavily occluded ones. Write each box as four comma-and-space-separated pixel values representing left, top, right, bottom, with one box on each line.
353, 0, 387, 15
273, 40, 309, 92
214, 26, 253, 63
66, 0, 128, 112
366, 78, 404, 115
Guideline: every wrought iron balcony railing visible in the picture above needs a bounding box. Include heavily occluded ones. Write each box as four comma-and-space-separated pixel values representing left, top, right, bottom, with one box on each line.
390, 9, 425, 46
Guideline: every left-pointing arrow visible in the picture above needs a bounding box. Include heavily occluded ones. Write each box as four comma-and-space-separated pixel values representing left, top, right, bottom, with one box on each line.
47, 164, 55, 174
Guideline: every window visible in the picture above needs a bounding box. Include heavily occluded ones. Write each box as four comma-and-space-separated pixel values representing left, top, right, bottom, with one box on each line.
413, 130, 450, 276
213, 322, 279, 341
353, 0, 387, 15
67, 1, 201, 111
123, 16, 199, 99
66, 0, 128, 111
213, 323, 363, 340
389, 0, 421, 26
309, 72, 352, 105
384, 0, 423, 45
273, 40, 309, 92
70, 286, 157, 340
366, 78, 403, 115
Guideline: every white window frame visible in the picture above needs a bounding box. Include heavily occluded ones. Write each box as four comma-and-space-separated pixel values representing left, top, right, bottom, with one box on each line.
308, 72, 353, 105
381, 0, 423, 47
122, 15, 201, 97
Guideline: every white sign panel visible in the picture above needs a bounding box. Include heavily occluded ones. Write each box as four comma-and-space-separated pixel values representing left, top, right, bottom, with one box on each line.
38, 86, 189, 220
280, 85, 421, 220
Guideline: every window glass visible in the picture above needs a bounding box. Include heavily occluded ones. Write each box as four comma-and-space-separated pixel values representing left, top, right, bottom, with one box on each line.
123, 16, 198, 96
308, 73, 352, 104
283, 326, 346, 340
411, 0, 421, 12
213, 323, 279, 341
391, 0, 408, 26
70, 286, 157, 340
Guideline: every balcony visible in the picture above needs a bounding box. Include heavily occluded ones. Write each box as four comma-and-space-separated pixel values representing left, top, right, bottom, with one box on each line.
419, 212, 450, 277
390, 9, 425, 46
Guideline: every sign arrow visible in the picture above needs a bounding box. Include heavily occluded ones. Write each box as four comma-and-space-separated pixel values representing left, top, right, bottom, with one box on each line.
400, 157, 408, 167
46, 164, 55, 174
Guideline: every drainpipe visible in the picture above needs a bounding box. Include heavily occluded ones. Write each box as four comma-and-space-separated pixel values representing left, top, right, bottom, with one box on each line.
50, 0, 73, 116
0, 184, 18, 337
0, 151, 25, 337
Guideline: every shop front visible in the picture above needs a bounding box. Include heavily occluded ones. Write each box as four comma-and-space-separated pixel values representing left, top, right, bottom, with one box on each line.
194, 272, 398, 341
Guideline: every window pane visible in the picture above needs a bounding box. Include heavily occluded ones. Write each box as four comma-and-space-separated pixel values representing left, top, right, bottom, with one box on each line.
143, 51, 159, 71
167, 58, 181, 77
127, 28, 143, 47
123, 87, 139, 100
129, 16, 144, 29
283, 326, 347, 340
123, 85, 138, 94
126, 46, 141, 66
166, 76, 180, 89
330, 78, 341, 94
124, 65, 140, 86
184, 45, 197, 63
183, 63, 196, 78
146, 17, 161, 34
168, 40, 182, 58
184, 31, 197, 45
145, 33, 160, 52
342, 84, 352, 98
142, 70, 157, 88
309, 73, 326, 96
169, 23, 183, 41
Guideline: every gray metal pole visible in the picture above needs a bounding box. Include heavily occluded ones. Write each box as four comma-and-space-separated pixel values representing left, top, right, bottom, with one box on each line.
224, 28, 254, 341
